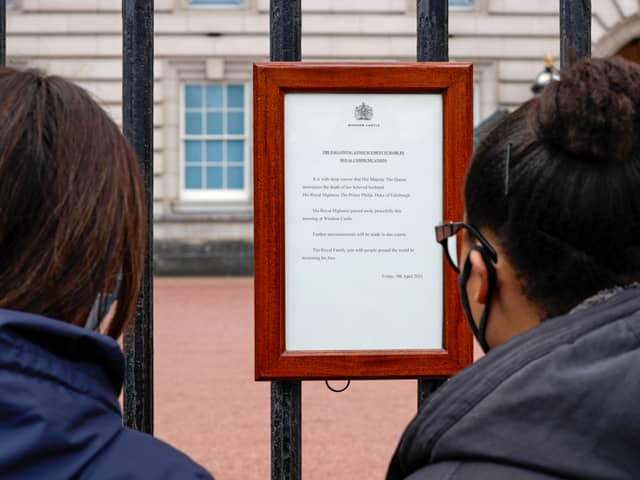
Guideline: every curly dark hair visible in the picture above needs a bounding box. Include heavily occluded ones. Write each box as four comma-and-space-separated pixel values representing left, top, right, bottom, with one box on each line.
465, 57, 640, 318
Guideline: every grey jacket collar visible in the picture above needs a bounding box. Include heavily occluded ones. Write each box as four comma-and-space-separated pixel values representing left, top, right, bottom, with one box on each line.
388, 286, 640, 479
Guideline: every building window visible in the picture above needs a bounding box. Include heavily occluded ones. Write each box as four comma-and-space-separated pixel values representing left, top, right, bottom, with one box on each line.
182, 83, 248, 200
188, 0, 242, 5
449, 0, 472, 7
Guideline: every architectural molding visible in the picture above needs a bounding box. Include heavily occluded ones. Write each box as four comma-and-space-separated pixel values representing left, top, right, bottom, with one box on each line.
157, 57, 254, 224
593, 14, 640, 57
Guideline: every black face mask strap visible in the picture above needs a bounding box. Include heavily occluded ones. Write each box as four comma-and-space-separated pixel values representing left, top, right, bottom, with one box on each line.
458, 245, 497, 354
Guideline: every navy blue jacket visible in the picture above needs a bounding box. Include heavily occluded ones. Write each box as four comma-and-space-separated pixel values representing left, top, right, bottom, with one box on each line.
388, 287, 640, 479
0, 309, 213, 479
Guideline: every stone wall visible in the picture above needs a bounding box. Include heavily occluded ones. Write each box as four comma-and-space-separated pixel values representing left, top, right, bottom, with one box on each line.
4, 0, 638, 274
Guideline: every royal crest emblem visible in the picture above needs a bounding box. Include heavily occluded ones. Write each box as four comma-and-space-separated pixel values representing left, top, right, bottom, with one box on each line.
354, 102, 373, 121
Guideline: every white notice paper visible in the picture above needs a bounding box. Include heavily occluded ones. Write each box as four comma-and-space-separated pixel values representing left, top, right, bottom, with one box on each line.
285, 94, 443, 351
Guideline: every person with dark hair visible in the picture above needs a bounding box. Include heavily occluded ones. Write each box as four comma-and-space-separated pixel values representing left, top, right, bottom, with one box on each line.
0, 68, 213, 478
387, 57, 640, 479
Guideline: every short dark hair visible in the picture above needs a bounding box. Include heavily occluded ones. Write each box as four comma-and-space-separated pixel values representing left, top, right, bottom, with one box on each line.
465, 57, 640, 317
0, 68, 146, 338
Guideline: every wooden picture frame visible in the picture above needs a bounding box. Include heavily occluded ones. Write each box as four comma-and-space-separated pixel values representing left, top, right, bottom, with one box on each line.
254, 62, 473, 380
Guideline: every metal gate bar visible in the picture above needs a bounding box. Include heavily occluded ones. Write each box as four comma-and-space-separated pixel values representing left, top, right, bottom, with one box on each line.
270, 0, 302, 478
122, 0, 155, 435
417, 0, 448, 63
560, 0, 591, 67
416, 0, 448, 409
270, 0, 301, 63
271, 381, 302, 480
0, 0, 5, 66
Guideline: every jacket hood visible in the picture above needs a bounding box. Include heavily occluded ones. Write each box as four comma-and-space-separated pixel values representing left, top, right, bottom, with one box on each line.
388, 287, 640, 480
0, 309, 125, 478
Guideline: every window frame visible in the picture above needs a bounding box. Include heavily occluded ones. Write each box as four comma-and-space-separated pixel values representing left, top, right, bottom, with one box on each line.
186, 0, 243, 7
179, 82, 251, 202
449, 0, 473, 9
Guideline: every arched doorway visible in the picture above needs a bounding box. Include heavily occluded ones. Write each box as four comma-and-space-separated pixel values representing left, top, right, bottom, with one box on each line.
615, 37, 640, 63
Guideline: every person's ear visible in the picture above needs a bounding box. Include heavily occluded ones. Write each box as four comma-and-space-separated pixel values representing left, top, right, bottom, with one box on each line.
468, 248, 489, 305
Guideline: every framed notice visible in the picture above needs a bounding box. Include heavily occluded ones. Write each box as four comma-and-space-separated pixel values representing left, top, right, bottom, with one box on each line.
254, 63, 473, 380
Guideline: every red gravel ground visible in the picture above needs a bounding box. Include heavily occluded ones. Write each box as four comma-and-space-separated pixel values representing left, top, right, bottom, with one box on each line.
153, 277, 420, 479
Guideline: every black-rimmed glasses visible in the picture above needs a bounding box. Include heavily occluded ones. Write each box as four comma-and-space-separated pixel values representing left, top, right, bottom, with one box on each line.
435, 222, 498, 273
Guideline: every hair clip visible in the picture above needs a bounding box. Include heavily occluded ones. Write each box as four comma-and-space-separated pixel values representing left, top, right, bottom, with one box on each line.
504, 143, 512, 197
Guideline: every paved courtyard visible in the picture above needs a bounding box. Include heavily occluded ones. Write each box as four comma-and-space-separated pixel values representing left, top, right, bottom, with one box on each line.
153, 277, 419, 479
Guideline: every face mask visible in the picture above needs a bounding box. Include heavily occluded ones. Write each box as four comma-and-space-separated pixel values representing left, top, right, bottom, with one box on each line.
84, 274, 122, 331
458, 245, 497, 354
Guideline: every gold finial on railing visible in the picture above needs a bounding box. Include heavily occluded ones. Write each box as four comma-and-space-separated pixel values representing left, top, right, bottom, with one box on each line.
532, 55, 561, 95
544, 54, 555, 68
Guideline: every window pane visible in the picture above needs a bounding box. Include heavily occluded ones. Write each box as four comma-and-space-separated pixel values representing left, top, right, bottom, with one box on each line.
190, 0, 242, 4
186, 112, 203, 134
206, 112, 223, 134
185, 141, 202, 163
227, 166, 244, 189
206, 141, 223, 163
227, 112, 244, 134
227, 140, 244, 163
206, 85, 223, 109
227, 167, 244, 189
185, 85, 203, 108
206, 166, 224, 189
185, 166, 202, 189
227, 85, 244, 108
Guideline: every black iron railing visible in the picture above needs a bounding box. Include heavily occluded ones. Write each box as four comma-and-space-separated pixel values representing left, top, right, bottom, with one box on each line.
0, 1, 592, 479
270, 0, 302, 477
0, 0, 5, 66
122, 0, 155, 435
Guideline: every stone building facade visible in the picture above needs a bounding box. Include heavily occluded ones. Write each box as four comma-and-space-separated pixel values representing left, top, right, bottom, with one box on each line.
4, 0, 639, 274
